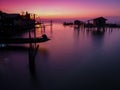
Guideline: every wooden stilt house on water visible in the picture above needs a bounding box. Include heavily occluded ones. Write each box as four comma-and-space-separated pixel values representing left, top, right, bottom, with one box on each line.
0, 11, 35, 36
85, 17, 107, 30
74, 20, 85, 29
93, 17, 107, 30
0, 11, 50, 45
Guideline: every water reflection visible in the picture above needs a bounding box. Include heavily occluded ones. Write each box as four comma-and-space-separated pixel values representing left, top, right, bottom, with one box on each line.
38, 47, 49, 61
28, 43, 38, 79
0, 42, 49, 89
90, 30, 105, 52
0, 44, 48, 90
74, 27, 80, 39
91, 30, 105, 43
1, 23, 120, 89
0, 45, 28, 66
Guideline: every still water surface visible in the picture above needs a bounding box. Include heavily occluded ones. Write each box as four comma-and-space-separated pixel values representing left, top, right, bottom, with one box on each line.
0, 23, 120, 90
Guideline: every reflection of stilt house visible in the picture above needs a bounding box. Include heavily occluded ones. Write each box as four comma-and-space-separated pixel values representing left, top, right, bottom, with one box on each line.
74, 20, 84, 28
93, 17, 107, 30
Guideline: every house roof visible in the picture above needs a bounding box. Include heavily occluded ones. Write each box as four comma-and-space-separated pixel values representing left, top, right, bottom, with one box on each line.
93, 17, 107, 21
74, 20, 84, 23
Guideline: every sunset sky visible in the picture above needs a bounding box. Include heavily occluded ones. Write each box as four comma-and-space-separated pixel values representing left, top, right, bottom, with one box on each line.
0, 0, 120, 19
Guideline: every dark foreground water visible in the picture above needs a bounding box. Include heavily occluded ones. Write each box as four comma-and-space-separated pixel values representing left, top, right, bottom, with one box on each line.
0, 23, 120, 90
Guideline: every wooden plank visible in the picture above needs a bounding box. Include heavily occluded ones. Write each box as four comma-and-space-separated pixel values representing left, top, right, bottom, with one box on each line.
0, 37, 50, 44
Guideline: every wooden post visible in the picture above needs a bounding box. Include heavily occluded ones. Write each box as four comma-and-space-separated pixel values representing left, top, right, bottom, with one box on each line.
50, 20, 53, 31
43, 25, 45, 33
33, 14, 37, 47
34, 14, 36, 39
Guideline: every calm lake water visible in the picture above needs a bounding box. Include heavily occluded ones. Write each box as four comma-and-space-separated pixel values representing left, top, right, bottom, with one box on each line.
0, 23, 120, 90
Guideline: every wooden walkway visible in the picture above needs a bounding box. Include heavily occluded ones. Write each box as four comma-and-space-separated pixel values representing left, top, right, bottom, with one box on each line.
0, 37, 50, 44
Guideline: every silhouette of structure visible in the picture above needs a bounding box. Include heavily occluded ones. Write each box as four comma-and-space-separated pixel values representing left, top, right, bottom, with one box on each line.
0, 35, 50, 44
86, 17, 107, 31
0, 11, 50, 45
93, 17, 107, 30
0, 11, 35, 37
63, 16, 120, 31
35, 20, 53, 33
63, 22, 73, 26
0, 11, 35, 29
74, 20, 84, 29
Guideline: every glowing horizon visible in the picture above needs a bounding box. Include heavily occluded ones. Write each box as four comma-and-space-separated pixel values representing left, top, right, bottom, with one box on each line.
0, 0, 120, 19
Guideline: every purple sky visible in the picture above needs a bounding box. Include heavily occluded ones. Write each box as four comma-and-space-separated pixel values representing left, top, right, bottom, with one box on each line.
0, 0, 120, 18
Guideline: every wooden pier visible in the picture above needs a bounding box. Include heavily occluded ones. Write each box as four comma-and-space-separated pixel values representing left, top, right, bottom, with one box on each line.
0, 35, 50, 44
